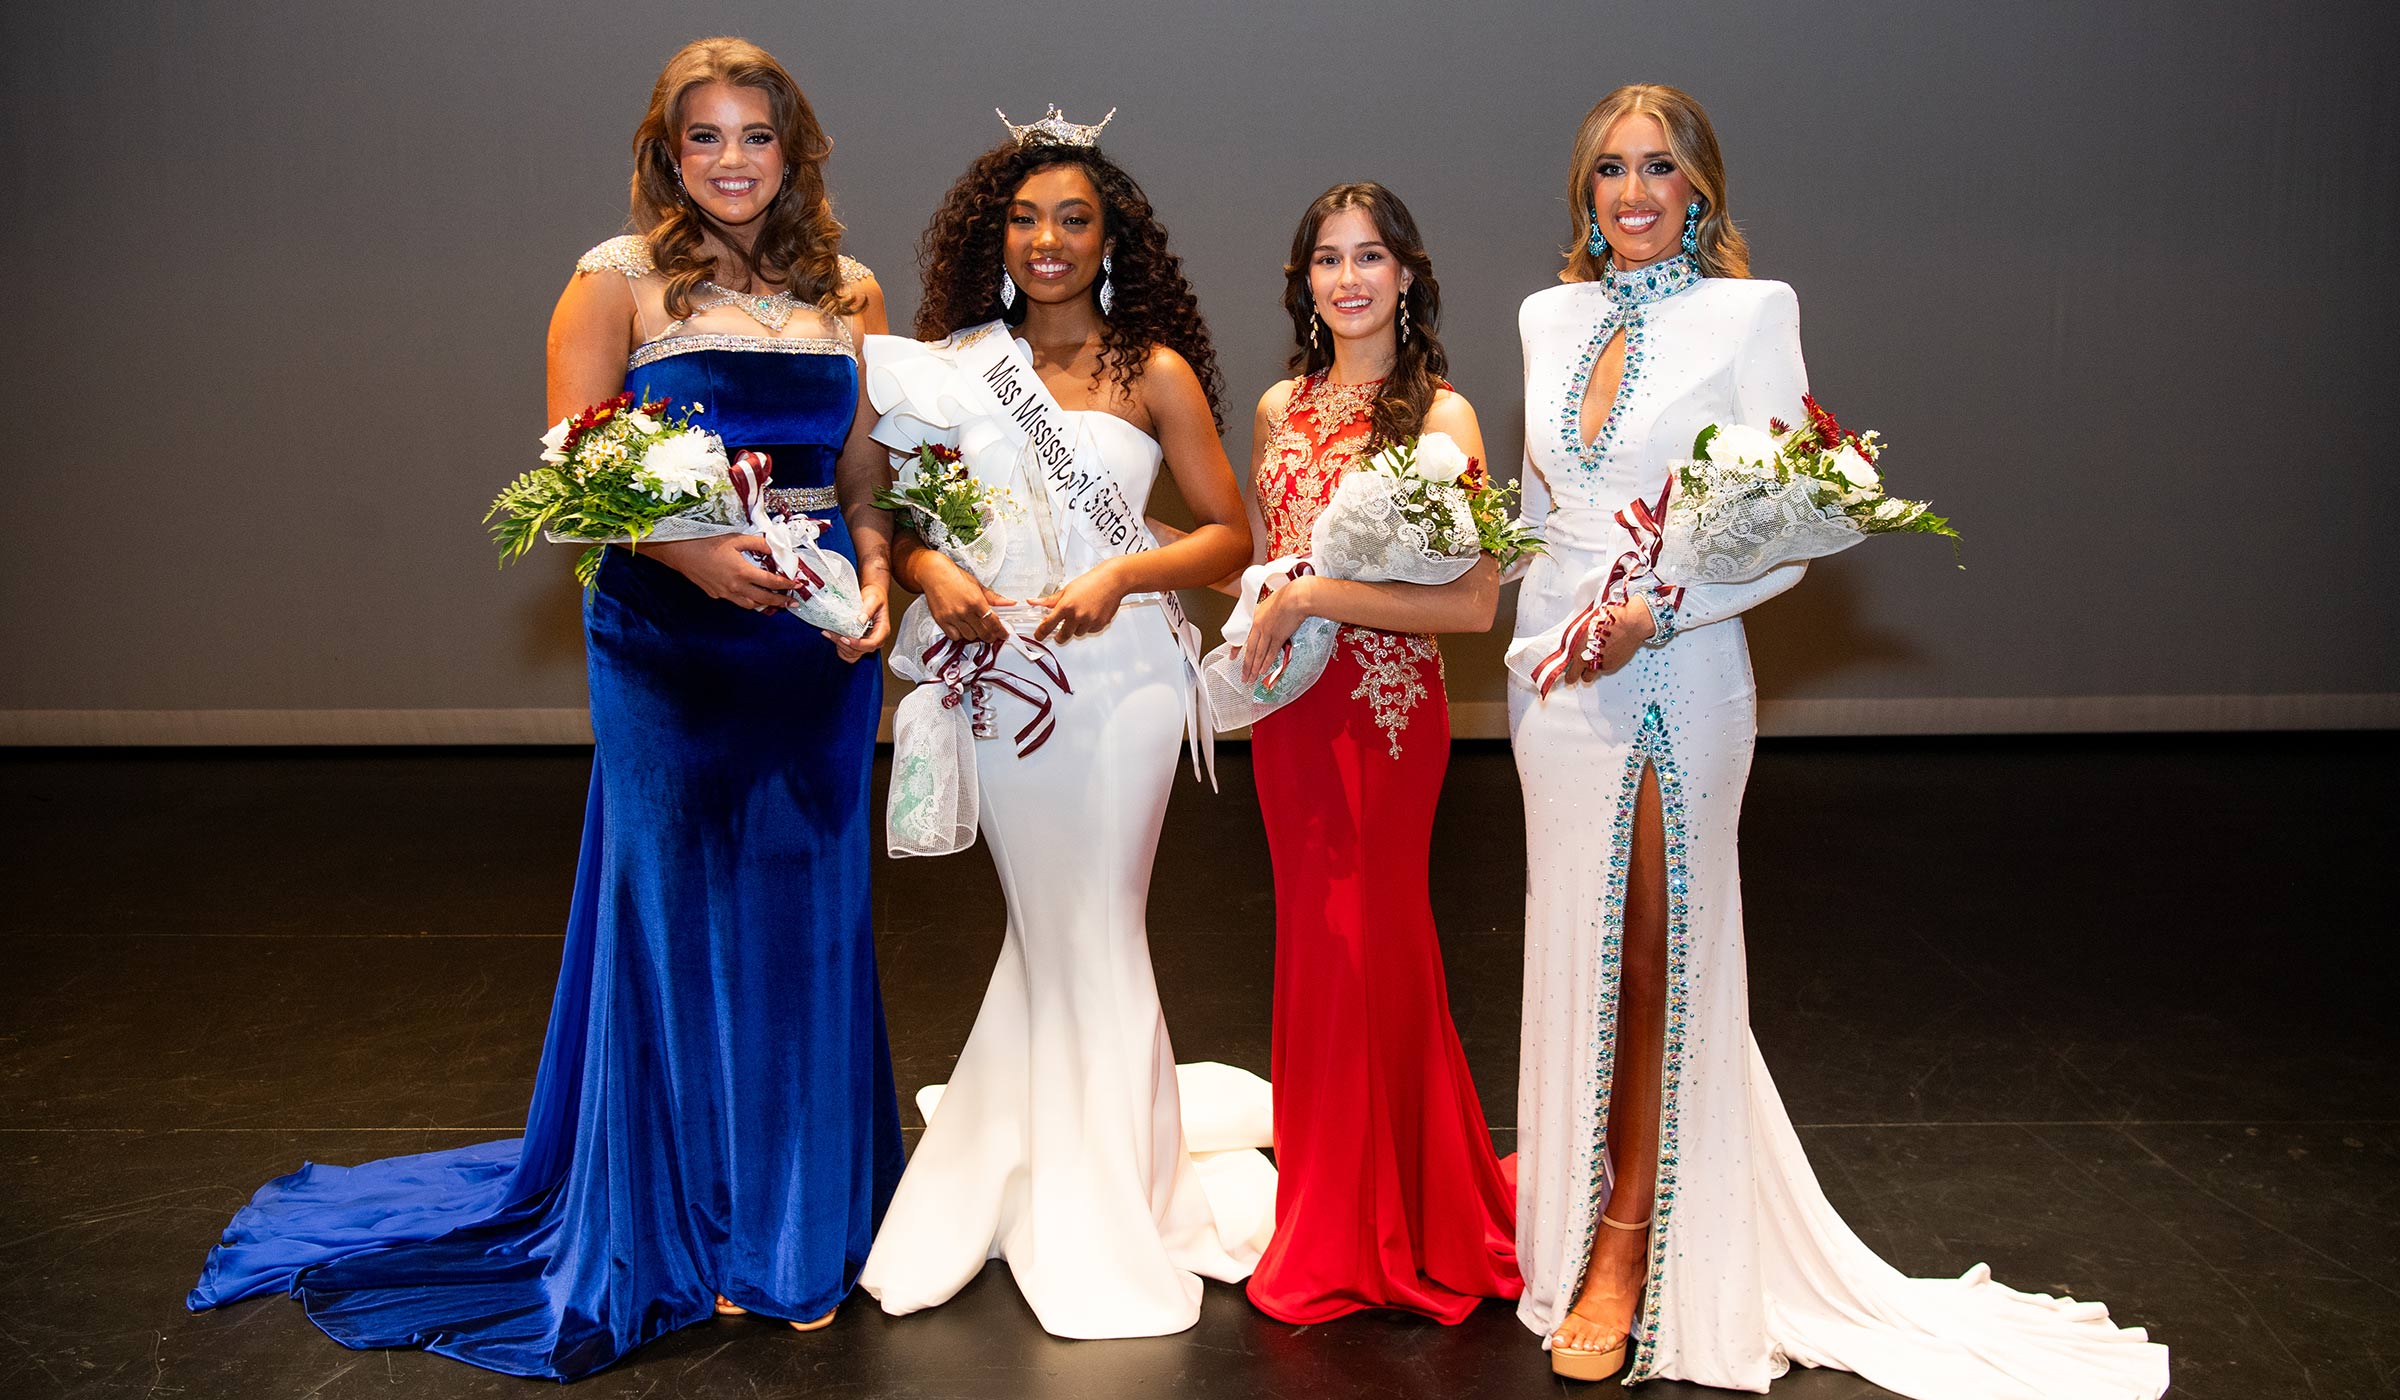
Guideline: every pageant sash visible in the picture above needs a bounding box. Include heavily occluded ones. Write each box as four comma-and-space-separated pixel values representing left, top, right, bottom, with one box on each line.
940, 323, 1215, 782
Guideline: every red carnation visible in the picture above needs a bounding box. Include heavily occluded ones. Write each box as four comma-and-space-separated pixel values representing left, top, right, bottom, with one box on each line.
926, 443, 964, 465
1801, 394, 1844, 448
1769, 417, 1791, 435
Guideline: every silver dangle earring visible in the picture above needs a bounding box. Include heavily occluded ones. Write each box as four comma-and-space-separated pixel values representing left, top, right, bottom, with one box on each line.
772, 166, 793, 202
673, 163, 690, 205
1399, 295, 1411, 346
1097, 252, 1114, 316
1308, 312, 1321, 354
1681, 201, 1701, 256
999, 267, 1016, 311
1586, 208, 1607, 259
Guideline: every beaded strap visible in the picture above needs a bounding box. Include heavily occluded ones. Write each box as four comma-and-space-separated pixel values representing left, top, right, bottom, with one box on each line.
576, 235, 653, 278
1640, 589, 1680, 647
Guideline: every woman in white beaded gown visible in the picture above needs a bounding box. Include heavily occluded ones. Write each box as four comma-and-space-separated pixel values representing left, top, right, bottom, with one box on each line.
856, 110, 1275, 1340
1507, 85, 2169, 1397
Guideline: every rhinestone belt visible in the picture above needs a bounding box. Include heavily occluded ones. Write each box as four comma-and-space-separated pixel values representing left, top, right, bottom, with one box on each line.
767, 486, 840, 514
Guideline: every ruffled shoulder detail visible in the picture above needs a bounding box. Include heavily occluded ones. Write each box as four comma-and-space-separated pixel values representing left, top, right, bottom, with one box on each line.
837, 253, 873, 286
861, 326, 1027, 478
576, 235, 654, 278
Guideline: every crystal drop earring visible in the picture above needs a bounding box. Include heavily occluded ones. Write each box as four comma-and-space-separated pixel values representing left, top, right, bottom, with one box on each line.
1399, 295, 1411, 346
1587, 208, 1607, 259
1681, 201, 1701, 256
1097, 252, 1114, 316
1308, 312, 1320, 354
999, 267, 1016, 311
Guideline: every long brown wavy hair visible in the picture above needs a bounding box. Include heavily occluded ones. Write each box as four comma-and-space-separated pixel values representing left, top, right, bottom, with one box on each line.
627, 37, 857, 320
1283, 182, 1448, 453
916, 140, 1224, 428
1562, 83, 1750, 282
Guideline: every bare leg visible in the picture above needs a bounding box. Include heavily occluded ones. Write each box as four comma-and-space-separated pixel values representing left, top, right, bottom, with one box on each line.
1553, 764, 1666, 1360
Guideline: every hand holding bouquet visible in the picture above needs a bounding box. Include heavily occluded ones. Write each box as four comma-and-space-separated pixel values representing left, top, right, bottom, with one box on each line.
873, 442, 1018, 586
486, 391, 870, 637
1203, 431, 1544, 730
1510, 395, 1955, 695
1656, 395, 1955, 586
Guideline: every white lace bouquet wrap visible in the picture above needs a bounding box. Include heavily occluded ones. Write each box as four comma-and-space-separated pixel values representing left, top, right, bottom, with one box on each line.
886, 603, 980, 858
1202, 433, 1481, 731
1656, 401, 1955, 586
1508, 398, 1954, 694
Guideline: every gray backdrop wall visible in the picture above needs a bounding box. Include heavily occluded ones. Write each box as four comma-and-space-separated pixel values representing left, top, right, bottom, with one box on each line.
5, 0, 2395, 742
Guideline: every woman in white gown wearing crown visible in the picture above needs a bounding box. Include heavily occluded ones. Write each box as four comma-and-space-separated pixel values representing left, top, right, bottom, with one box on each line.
856, 110, 1275, 1340
1507, 85, 2170, 1396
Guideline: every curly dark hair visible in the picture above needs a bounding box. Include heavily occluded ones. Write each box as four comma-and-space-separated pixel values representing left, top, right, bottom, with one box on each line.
628, 37, 857, 321
916, 141, 1224, 428
1283, 182, 1447, 453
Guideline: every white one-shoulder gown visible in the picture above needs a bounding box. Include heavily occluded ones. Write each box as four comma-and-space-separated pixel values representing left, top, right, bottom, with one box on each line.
858, 333, 1276, 1340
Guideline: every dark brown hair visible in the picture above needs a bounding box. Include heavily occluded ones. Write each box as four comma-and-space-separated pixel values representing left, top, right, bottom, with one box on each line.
627, 37, 856, 319
1283, 182, 1447, 452
916, 140, 1224, 428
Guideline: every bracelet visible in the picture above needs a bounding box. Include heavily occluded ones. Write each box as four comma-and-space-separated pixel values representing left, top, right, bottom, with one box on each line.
1640, 589, 1680, 647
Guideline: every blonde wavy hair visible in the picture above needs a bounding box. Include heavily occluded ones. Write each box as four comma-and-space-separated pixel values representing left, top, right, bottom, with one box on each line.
1561, 84, 1750, 283
627, 37, 855, 319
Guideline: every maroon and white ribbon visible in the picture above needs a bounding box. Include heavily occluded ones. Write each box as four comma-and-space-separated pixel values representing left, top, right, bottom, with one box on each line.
1529, 478, 1683, 697
920, 631, 1075, 758
729, 449, 832, 601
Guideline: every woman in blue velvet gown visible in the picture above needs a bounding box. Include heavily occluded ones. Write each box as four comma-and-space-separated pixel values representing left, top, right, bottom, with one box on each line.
186, 38, 904, 1380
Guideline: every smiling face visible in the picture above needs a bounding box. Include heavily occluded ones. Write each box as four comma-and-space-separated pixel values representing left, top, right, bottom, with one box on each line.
1590, 113, 1698, 270
1004, 162, 1111, 310
675, 81, 783, 229
1307, 205, 1412, 351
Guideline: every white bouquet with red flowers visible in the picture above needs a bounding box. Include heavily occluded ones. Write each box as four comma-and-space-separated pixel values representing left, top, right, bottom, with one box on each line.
1510, 396, 1953, 696
486, 391, 869, 636
1657, 395, 1955, 586
1202, 432, 1541, 730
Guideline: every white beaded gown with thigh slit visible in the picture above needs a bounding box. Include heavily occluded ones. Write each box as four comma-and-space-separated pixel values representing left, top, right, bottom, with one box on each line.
1507, 254, 2169, 1398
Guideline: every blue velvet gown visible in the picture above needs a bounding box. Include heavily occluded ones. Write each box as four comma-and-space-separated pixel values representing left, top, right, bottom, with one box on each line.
188, 328, 903, 1380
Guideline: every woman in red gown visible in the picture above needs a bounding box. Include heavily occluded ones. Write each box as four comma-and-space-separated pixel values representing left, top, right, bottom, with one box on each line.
1232, 183, 1523, 1324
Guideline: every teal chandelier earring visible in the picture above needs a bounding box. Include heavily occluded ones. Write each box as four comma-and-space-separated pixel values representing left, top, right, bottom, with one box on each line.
1586, 208, 1608, 259
1681, 201, 1702, 256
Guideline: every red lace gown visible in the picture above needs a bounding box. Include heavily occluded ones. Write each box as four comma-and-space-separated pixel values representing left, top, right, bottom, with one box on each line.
1243, 374, 1523, 1324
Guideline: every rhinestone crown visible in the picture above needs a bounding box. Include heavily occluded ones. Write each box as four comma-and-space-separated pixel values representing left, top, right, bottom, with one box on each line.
996, 104, 1117, 148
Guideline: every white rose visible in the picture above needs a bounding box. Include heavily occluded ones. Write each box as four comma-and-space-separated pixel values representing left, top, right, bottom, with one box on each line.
1411, 432, 1472, 484
539, 419, 572, 465
637, 430, 730, 499
1704, 423, 1781, 468
1830, 442, 1881, 490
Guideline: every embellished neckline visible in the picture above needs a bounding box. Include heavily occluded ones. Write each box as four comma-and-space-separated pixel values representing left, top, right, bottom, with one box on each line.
1599, 252, 1704, 307
700, 280, 809, 332
1289, 373, 1382, 448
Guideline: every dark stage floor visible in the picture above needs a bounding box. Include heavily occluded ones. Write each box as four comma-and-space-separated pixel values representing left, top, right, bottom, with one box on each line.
3, 734, 2395, 1400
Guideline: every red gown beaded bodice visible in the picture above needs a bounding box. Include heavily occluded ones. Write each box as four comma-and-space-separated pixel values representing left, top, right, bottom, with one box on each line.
1253, 374, 1446, 759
